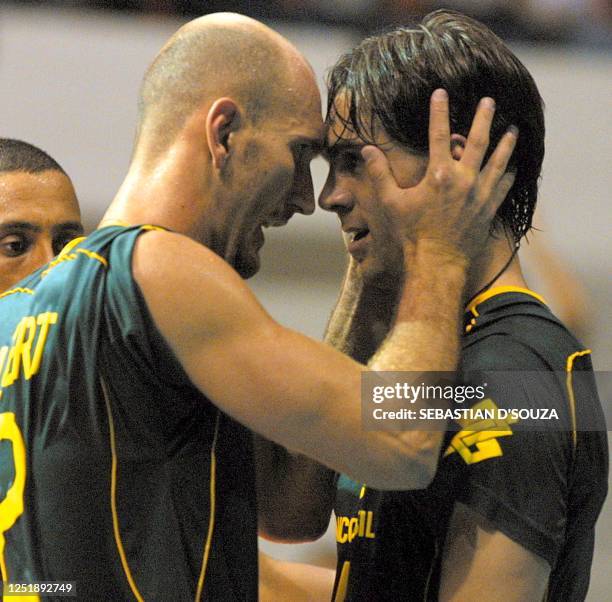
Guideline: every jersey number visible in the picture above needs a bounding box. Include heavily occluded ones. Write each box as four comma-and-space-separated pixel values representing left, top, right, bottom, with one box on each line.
0, 412, 39, 601
334, 560, 351, 602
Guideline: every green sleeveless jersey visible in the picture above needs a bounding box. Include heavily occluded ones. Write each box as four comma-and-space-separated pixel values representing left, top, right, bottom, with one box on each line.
0, 225, 257, 601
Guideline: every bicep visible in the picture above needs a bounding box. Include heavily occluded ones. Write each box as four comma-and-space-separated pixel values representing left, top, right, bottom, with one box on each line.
439, 502, 549, 602
133, 231, 438, 489
133, 232, 360, 468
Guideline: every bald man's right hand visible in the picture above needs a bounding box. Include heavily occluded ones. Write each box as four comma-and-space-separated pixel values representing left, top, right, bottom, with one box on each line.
361, 89, 517, 263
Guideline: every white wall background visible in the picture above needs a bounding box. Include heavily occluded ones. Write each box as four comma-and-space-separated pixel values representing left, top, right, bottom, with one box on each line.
0, 5, 610, 599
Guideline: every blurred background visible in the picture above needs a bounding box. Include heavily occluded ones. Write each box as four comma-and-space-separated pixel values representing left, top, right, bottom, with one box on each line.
1, 1, 609, 599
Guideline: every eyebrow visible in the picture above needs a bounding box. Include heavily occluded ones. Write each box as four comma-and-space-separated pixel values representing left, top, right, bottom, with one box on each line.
0, 221, 42, 234
0, 221, 84, 235
52, 221, 84, 236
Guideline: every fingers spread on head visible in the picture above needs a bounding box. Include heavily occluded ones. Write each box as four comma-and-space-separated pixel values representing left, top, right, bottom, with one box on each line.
494, 172, 516, 205
461, 97, 495, 170
478, 169, 516, 221
428, 89, 451, 165
361, 145, 395, 200
477, 126, 519, 211
482, 125, 519, 180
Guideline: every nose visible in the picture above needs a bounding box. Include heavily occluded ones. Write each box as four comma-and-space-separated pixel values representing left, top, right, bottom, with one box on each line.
34, 238, 56, 266
318, 172, 353, 215
291, 163, 316, 216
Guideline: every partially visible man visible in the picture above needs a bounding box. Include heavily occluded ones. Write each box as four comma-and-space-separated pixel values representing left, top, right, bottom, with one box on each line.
274, 10, 607, 602
0, 138, 82, 292
0, 13, 517, 600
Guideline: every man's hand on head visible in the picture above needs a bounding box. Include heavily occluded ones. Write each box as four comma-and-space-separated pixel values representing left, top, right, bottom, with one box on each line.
361, 88, 517, 266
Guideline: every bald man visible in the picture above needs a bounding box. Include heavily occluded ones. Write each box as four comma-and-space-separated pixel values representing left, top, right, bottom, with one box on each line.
0, 14, 517, 599
0, 138, 82, 292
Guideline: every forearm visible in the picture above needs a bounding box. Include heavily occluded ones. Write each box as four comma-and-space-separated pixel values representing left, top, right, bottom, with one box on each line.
324, 258, 363, 356
255, 435, 335, 542
266, 260, 396, 538
364, 242, 468, 485
254, 262, 358, 541
259, 552, 336, 602
371, 240, 468, 373
325, 258, 397, 363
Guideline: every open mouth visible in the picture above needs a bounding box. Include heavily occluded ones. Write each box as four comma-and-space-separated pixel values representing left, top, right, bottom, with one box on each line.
347, 228, 371, 260
352, 228, 370, 242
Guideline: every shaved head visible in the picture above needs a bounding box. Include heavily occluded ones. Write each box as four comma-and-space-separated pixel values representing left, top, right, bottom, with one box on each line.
136, 13, 314, 155
107, 13, 322, 277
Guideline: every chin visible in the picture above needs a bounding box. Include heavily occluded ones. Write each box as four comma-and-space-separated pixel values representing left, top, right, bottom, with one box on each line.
358, 257, 402, 290
356, 255, 382, 281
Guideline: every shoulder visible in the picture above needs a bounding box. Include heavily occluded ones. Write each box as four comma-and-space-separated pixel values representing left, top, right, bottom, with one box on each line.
132, 229, 252, 313
133, 230, 271, 344
133, 229, 243, 289
462, 292, 585, 372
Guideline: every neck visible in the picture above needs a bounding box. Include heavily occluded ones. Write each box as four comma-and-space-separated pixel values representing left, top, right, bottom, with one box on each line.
100, 139, 212, 243
464, 235, 529, 306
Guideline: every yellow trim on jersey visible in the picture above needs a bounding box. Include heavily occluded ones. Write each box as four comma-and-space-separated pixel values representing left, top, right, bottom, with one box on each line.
98, 220, 130, 229
467, 286, 546, 314
101, 378, 145, 602
58, 236, 87, 258
565, 349, 591, 453
465, 286, 546, 333
76, 248, 108, 267
0, 288, 34, 300
140, 225, 167, 232
96, 222, 167, 232
41, 240, 108, 278
195, 412, 220, 602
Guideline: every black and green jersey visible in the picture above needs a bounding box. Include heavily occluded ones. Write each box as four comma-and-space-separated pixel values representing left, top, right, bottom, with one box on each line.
333, 287, 608, 601
0, 225, 257, 601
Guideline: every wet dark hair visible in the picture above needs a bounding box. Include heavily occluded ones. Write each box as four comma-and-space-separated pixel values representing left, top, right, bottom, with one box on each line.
326, 9, 545, 243
0, 138, 67, 175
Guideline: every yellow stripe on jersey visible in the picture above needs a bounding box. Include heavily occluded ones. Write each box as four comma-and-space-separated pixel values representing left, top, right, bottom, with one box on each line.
466, 285, 546, 313
140, 225, 167, 232
0, 288, 34, 299
100, 377, 145, 602
565, 349, 591, 454
58, 236, 87, 257
195, 412, 220, 602
76, 248, 108, 267
465, 286, 546, 333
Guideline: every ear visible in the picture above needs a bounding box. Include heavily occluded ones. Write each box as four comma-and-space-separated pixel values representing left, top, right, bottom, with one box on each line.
205, 98, 241, 170
450, 133, 467, 161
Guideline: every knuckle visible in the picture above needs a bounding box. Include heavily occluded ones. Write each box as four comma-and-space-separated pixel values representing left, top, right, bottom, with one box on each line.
366, 166, 384, 183
432, 165, 452, 187
461, 170, 478, 189
470, 134, 489, 150
430, 130, 447, 145
488, 161, 505, 177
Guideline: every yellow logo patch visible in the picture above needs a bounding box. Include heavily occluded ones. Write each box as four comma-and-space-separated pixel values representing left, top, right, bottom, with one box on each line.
444, 399, 518, 465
